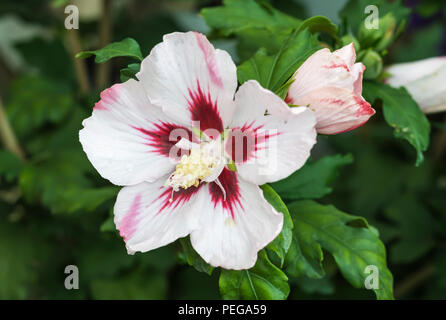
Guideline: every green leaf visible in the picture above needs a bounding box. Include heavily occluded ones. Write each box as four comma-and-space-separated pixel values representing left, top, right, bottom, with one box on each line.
233, 26, 292, 62
293, 276, 335, 296
179, 237, 214, 275
219, 250, 289, 300
120, 63, 140, 82
286, 200, 394, 300
285, 226, 325, 279
76, 38, 143, 63
237, 47, 270, 85
237, 29, 320, 92
201, 0, 301, 36
202, 0, 305, 61
271, 154, 353, 200
234, 17, 335, 62
363, 82, 430, 166
261, 184, 293, 266
298, 16, 338, 39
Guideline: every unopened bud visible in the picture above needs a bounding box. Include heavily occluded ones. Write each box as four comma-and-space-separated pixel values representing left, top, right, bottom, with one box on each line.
361, 49, 383, 80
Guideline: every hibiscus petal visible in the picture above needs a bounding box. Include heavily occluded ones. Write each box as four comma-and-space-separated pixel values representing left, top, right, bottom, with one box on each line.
137, 31, 237, 133
333, 42, 356, 67
386, 57, 446, 114
287, 44, 364, 103
190, 171, 283, 269
386, 56, 446, 88
114, 177, 204, 254
351, 62, 366, 96
228, 80, 317, 185
403, 63, 446, 114
79, 79, 192, 186
294, 86, 375, 135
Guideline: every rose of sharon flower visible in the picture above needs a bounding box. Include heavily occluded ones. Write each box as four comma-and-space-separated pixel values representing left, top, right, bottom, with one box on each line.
386, 57, 446, 114
79, 32, 317, 270
286, 43, 375, 134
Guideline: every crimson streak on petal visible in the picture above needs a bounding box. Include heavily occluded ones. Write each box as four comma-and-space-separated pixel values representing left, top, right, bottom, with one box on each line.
227, 122, 279, 164
157, 185, 202, 214
209, 168, 243, 219
188, 81, 224, 135
134, 122, 193, 159
353, 96, 375, 117
324, 63, 349, 72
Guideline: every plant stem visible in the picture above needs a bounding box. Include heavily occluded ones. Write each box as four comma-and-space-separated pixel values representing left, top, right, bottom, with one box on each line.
96, 0, 113, 90
0, 97, 25, 161
66, 29, 90, 94
394, 264, 435, 298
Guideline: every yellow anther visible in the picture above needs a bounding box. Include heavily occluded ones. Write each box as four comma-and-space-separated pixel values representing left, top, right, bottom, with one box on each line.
166, 144, 218, 192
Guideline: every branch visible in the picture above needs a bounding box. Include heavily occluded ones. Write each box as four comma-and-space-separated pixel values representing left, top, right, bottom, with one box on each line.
394, 264, 435, 298
66, 29, 90, 94
0, 97, 25, 161
96, 0, 113, 89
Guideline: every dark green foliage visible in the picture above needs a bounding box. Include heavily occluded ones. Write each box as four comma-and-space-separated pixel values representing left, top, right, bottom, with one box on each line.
363, 82, 430, 166
262, 184, 293, 266
285, 201, 393, 300
270, 154, 353, 200
201, 0, 302, 36
237, 29, 321, 92
120, 63, 140, 82
6, 75, 73, 138
219, 250, 290, 300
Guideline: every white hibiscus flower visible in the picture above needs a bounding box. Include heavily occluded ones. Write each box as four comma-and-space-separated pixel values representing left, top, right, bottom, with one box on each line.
79, 31, 317, 270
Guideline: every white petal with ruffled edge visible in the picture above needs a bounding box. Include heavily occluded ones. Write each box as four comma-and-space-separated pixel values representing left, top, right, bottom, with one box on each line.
114, 177, 205, 254
79, 79, 192, 186
228, 80, 317, 185
137, 31, 237, 130
190, 174, 283, 270
403, 64, 446, 114
386, 57, 446, 114
386, 57, 446, 87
